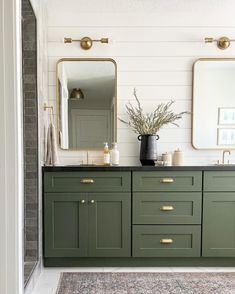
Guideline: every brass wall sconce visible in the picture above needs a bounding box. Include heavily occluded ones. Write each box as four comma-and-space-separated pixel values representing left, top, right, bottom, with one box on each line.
205, 36, 235, 50
64, 36, 109, 50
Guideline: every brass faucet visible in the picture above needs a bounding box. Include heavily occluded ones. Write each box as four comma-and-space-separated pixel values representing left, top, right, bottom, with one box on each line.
222, 150, 231, 165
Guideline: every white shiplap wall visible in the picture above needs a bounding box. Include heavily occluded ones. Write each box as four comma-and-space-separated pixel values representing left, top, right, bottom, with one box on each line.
46, 0, 235, 166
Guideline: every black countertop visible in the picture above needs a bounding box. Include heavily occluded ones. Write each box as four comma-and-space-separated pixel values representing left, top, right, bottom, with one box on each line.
42, 165, 235, 172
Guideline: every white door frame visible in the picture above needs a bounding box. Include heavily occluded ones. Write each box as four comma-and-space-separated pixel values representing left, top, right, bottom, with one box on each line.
0, 0, 24, 293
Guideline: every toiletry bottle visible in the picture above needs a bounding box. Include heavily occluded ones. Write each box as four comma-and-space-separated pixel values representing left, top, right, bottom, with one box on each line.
173, 149, 184, 166
103, 142, 111, 166
111, 143, 120, 166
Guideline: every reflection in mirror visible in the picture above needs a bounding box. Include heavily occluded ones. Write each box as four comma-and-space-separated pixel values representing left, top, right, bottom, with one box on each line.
193, 59, 235, 149
57, 59, 117, 150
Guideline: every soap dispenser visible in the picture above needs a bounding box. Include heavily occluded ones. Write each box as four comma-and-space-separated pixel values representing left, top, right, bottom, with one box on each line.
103, 142, 111, 166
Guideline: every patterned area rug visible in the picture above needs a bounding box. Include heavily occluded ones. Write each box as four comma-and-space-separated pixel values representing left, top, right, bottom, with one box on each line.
56, 272, 235, 294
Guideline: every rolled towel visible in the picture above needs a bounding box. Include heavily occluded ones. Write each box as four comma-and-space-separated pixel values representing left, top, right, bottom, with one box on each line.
45, 123, 58, 166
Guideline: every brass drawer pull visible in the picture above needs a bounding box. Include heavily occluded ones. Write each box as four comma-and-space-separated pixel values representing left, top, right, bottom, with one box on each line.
80, 178, 95, 184
160, 178, 174, 183
160, 239, 173, 244
80, 199, 86, 204
160, 205, 174, 211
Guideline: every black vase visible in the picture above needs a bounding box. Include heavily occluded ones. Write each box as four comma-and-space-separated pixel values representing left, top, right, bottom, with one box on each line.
138, 134, 159, 166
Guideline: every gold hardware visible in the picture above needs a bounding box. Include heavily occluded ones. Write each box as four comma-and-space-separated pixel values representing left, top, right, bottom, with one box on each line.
80, 199, 86, 204
90, 200, 95, 204
160, 239, 173, 244
217, 37, 231, 50
80, 37, 93, 50
204, 37, 214, 43
80, 178, 95, 184
64, 36, 109, 50
160, 206, 174, 211
64, 37, 73, 43
160, 178, 174, 183
204, 36, 234, 50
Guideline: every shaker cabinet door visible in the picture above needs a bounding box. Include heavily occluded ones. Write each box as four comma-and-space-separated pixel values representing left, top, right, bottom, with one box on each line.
88, 193, 131, 257
203, 192, 235, 257
44, 193, 88, 257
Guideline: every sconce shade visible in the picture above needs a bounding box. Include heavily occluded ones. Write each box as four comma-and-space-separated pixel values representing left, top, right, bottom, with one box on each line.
70, 88, 84, 100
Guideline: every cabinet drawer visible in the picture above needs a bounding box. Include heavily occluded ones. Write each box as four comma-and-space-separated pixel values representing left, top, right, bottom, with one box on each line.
133, 192, 202, 225
204, 171, 235, 191
132, 225, 201, 257
133, 171, 202, 192
44, 171, 131, 192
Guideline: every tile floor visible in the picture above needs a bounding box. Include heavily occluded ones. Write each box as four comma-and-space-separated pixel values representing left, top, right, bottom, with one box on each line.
31, 267, 235, 294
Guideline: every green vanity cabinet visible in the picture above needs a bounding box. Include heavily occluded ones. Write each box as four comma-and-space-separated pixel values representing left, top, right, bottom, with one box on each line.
44, 171, 132, 258
43, 168, 235, 265
44, 192, 131, 257
202, 192, 235, 257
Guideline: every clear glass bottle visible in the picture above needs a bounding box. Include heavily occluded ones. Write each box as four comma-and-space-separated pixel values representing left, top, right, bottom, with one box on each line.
111, 143, 120, 166
103, 142, 111, 166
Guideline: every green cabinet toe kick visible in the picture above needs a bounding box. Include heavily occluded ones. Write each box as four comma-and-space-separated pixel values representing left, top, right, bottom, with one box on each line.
44, 257, 235, 267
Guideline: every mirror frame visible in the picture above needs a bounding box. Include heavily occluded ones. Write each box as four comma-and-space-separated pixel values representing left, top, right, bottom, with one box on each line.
56, 58, 117, 151
192, 57, 235, 150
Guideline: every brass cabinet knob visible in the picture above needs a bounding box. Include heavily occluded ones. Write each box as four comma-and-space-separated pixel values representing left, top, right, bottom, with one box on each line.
90, 200, 95, 204
160, 178, 174, 183
80, 178, 95, 184
160, 205, 174, 211
80, 199, 86, 204
160, 239, 173, 244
